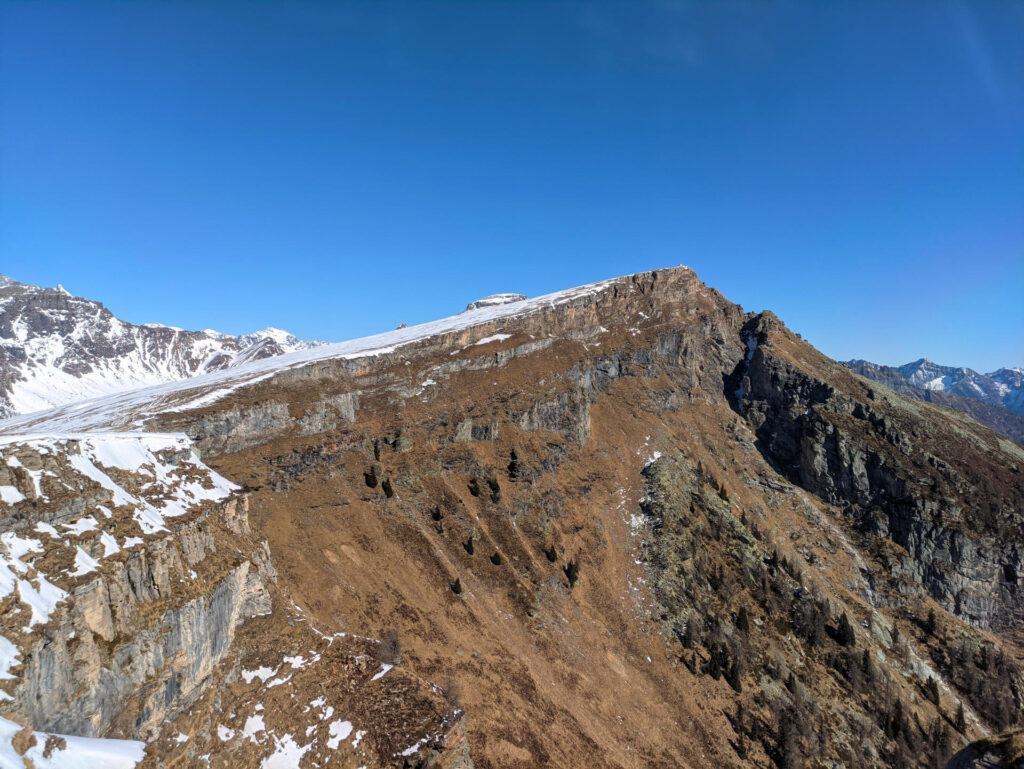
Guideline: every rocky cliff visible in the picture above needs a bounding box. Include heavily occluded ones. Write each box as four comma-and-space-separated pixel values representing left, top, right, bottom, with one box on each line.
0, 265, 1021, 768
0, 434, 468, 768
738, 313, 1024, 632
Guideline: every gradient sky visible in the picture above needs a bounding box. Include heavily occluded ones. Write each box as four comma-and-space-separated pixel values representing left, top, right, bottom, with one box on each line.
2, 1, 1022, 372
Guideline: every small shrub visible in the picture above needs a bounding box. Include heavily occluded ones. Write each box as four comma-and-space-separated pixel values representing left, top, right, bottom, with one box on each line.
543, 545, 557, 563
564, 559, 579, 588
382, 478, 394, 498
726, 657, 744, 693
507, 449, 520, 480
490, 552, 503, 566
487, 476, 501, 503
924, 676, 940, 706
463, 538, 474, 555
706, 644, 725, 680
364, 467, 378, 488
680, 619, 700, 649
468, 478, 481, 497
736, 606, 750, 635
451, 578, 462, 594
836, 612, 856, 647
861, 648, 876, 684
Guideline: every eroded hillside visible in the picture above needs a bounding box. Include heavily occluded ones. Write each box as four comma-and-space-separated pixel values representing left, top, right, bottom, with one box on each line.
1, 266, 1021, 768
0, 434, 467, 768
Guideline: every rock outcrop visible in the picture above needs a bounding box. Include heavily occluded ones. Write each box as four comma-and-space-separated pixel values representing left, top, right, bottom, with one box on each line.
735, 311, 1024, 632
0, 434, 469, 767
945, 730, 1024, 769
0, 435, 272, 736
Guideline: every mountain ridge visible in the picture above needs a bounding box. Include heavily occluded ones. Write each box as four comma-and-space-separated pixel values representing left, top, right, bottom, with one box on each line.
1, 265, 1022, 768
846, 358, 1024, 444
0, 272, 324, 418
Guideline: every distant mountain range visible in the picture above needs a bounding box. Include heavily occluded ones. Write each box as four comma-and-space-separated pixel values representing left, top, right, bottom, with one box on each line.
846, 358, 1024, 444
0, 273, 323, 417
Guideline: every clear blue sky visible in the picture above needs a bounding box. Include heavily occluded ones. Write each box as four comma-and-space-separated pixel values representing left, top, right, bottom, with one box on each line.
2, 1, 1021, 372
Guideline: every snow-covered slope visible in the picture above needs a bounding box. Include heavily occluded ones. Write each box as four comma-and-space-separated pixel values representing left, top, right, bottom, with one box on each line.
0, 274, 324, 418
0, 272, 632, 435
0, 433, 237, 645
989, 366, 1024, 414
0, 716, 145, 769
0, 432, 241, 763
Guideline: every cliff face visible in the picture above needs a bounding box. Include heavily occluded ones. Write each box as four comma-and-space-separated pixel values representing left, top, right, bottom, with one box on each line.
735, 312, 1024, 632
0, 435, 265, 736
0, 434, 468, 768
1, 266, 1021, 768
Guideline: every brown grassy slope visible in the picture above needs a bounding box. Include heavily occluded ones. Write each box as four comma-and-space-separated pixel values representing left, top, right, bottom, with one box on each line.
144, 268, 1024, 768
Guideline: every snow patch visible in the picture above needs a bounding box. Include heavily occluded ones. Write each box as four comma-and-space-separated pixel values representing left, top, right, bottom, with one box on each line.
260, 734, 312, 769
242, 714, 266, 742
0, 487, 24, 505
242, 666, 278, 684
473, 333, 512, 346
370, 663, 393, 681
71, 546, 100, 577
326, 720, 353, 749
0, 715, 145, 769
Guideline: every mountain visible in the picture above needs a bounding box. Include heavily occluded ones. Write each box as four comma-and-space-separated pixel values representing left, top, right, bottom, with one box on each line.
892, 359, 1024, 414
0, 273, 324, 418
846, 359, 1024, 444
0, 266, 1022, 769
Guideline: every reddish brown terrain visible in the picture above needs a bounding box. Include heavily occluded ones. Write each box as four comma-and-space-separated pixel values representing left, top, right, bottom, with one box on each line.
1, 266, 1021, 768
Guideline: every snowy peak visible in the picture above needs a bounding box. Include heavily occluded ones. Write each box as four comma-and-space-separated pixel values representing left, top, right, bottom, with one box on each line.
895, 358, 968, 392
848, 357, 1024, 419
0, 273, 323, 418
990, 367, 1024, 386
237, 326, 325, 355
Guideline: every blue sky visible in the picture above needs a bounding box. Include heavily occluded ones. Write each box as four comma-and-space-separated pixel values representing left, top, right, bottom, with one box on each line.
1, 1, 1021, 372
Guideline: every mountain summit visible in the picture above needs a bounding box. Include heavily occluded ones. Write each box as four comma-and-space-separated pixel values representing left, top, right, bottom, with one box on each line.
0, 273, 324, 417
0, 266, 1021, 768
